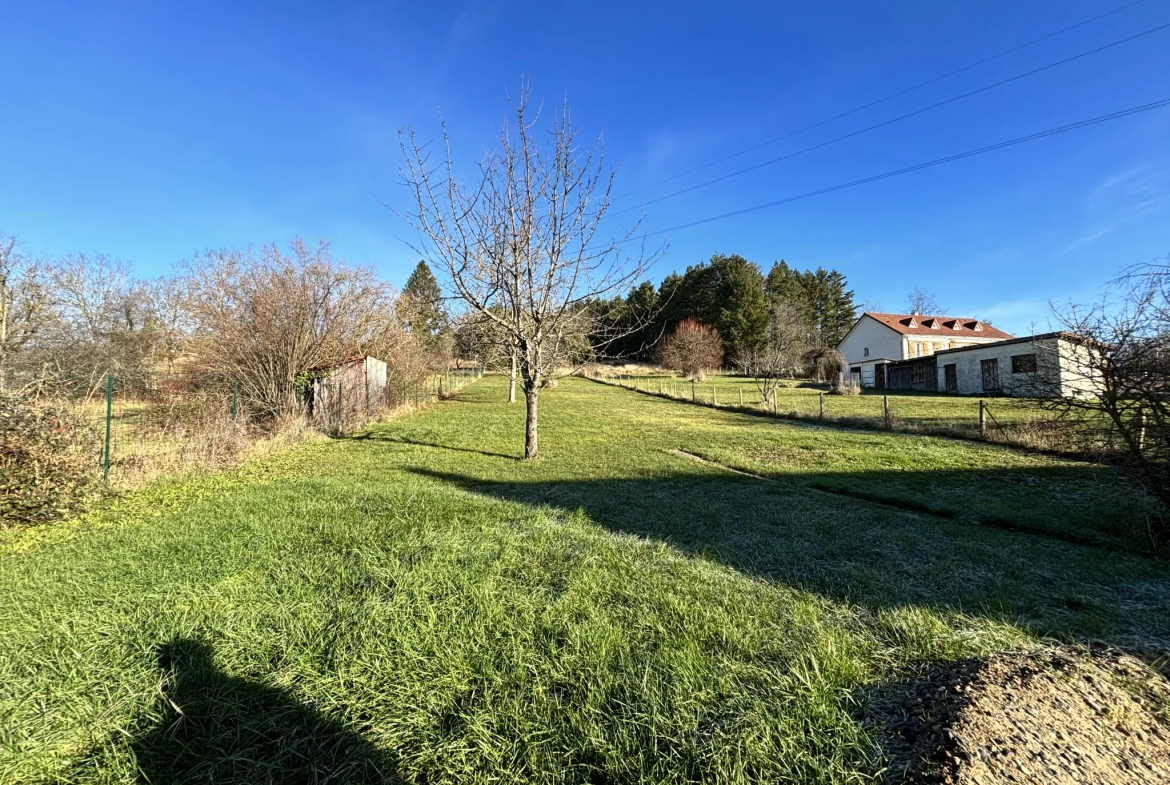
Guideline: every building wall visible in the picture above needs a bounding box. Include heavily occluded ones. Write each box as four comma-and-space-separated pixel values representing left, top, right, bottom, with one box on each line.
838, 317, 904, 364
933, 337, 1081, 396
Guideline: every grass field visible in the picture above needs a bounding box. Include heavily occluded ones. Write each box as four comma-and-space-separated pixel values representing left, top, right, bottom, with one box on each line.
605, 371, 1041, 428
2, 375, 1167, 783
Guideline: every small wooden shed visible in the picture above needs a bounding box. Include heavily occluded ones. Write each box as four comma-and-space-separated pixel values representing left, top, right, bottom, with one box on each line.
306, 355, 388, 429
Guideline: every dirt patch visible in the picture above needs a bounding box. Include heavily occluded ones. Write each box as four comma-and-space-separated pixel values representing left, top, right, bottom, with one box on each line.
865, 648, 1170, 784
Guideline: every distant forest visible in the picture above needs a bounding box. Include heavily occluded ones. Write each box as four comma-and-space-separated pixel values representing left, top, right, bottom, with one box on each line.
596, 254, 857, 364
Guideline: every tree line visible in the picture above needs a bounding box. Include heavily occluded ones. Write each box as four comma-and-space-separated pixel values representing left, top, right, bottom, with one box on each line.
594, 254, 857, 377
0, 233, 452, 419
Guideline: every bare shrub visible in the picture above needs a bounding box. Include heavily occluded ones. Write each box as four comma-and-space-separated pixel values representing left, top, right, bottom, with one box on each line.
1031, 258, 1170, 545
737, 299, 807, 405
658, 319, 723, 381
828, 380, 861, 396
1, 393, 99, 527
182, 239, 396, 420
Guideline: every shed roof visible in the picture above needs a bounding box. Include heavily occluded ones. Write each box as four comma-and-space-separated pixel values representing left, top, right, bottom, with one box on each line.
306, 354, 371, 373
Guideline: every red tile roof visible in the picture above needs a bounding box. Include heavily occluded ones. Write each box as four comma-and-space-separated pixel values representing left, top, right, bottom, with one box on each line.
863, 312, 1013, 340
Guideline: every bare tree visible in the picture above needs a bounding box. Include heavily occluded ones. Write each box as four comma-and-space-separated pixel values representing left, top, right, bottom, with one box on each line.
658, 319, 723, 381
0, 234, 52, 392
736, 300, 807, 404
400, 84, 659, 459
906, 287, 941, 315
37, 252, 153, 396
183, 239, 395, 419
1030, 257, 1170, 545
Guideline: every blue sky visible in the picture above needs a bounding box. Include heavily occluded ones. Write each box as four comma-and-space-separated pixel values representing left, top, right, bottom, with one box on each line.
2, 0, 1168, 335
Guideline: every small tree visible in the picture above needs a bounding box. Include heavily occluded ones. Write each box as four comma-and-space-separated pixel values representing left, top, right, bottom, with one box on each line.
0, 234, 51, 392
737, 300, 807, 404
1032, 258, 1170, 545
658, 318, 723, 381
400, 84, 658, 459
402, 262, 449, 341
906, 287, 941, 315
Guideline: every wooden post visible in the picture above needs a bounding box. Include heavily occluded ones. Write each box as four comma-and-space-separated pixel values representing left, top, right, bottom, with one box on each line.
1135, 409, 1146, 451
979, 399, 986, 438
883, 395, 890, 429
738, 387, 743, 406
691, 380, 696, 401
712, 384, 717, 406
819, 392, 824, 421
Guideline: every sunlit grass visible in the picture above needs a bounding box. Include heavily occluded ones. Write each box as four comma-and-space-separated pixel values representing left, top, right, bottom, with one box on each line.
1, 376, 1166, 783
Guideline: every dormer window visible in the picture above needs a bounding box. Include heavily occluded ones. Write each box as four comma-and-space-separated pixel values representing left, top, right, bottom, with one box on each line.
924, 318, 939, 329
906, 317, 917, 328
948, 320, 961, 330
972, 321, 983, 332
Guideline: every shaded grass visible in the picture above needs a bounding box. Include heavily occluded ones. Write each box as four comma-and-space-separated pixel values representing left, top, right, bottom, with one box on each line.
1, 376, 1168, 783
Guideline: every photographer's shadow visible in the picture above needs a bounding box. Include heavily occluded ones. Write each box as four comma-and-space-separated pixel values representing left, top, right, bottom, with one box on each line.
74, 638, 398, 784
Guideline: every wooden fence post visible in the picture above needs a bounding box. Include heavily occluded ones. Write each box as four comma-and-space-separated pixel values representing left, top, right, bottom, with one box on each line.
713, 384, 717, 406
979, 399, 986, 438
819, 392, 824, 421
691, 380, 696, 401
883, 395, 890, 429
739, 387, 743, 406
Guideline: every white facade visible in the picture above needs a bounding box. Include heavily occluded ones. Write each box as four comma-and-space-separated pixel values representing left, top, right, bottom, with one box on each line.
933, 335, 1098, 397
837, 316, 904, 365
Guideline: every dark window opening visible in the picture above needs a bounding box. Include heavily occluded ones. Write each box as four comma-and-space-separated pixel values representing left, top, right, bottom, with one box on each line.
1011, 353, 1037, 373
910, 363, 925, 384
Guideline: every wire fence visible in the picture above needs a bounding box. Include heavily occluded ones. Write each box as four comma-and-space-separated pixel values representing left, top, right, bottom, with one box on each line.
590, 370, 1067, 451
40, 366, 484, 491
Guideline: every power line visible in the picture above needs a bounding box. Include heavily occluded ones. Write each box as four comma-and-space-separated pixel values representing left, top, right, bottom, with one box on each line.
641, 97, 1170, 238
619, 0, 1152, 199
615, 19, 1170, 217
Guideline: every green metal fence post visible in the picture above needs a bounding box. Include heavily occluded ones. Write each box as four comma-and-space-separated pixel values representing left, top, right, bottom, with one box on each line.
103, 374, 113, 486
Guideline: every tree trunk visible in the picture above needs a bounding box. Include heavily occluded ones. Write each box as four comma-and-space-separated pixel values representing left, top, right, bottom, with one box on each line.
524, 386, 539, 460
509, 349, 517, 404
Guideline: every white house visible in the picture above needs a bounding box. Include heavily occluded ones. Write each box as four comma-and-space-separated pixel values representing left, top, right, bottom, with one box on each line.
837, 313, 1013, 388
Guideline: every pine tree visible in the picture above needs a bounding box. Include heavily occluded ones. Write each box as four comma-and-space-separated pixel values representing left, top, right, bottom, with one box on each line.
402, 260, 447, 338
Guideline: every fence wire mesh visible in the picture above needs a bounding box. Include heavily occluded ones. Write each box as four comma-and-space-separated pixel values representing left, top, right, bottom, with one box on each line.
13, 366, 483, 491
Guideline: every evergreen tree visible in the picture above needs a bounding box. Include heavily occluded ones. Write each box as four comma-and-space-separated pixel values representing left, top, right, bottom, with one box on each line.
402, 260, 448, 338
764, 261, 856, 348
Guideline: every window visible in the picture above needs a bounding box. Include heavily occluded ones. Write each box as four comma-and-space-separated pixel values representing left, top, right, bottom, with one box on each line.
1011, 353, 1037, 373
913, 342, 922, 356
910, 363, 925, 384
863, 347, 869, 357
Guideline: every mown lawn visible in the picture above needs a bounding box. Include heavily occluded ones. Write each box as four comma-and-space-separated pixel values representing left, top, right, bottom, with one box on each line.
608, 372, 1040, 427
2, 376, 1167, 784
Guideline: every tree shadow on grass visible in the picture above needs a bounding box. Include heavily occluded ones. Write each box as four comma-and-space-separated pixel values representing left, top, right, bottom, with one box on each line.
353, 433, 520, 461
405, 466, 1170, 648
68, 638, 399, 784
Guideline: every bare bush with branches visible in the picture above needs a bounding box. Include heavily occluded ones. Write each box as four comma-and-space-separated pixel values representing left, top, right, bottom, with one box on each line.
182, 239, 396, 419
658, 319, 723, 381
400, 84, 659, 458
736, 300, 807, 404
1031, 258, 1170, 545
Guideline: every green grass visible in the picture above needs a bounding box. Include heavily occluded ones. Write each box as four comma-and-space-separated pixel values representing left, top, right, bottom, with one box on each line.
610, 372, 1041, 427
2, 376, 1168, 783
